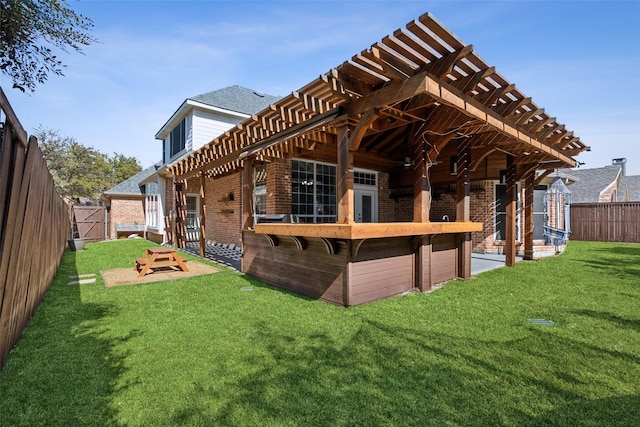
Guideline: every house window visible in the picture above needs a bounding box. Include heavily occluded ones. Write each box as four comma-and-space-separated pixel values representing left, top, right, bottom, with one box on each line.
494, 182, 520, 241
292, 160, 336, 223
146, 181, 159, 228
253, 165, 266, 216
354, 170, 377, 186
170, 118, 186, 159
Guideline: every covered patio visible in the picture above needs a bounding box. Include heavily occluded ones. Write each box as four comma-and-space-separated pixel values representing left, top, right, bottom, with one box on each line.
169, 12, 587, 305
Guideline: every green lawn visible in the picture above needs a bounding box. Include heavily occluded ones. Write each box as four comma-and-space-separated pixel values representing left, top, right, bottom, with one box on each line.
1, 239, 639, 426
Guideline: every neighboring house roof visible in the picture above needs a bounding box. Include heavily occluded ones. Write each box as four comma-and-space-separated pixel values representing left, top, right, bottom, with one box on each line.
155, 85, 282, 140
190, 85, 282, 116
103, 162, 162, 197
619, 175, 640, 201
560, 165, 621, 203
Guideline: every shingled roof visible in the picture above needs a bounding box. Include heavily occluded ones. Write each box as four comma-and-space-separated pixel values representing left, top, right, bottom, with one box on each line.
189, 85, 282, 116
560, 165, 621, 203
103, 163, 161, 197
619, 175, 640, 201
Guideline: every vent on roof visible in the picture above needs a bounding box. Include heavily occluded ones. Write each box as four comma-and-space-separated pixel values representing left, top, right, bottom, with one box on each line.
612, 158, 627, 176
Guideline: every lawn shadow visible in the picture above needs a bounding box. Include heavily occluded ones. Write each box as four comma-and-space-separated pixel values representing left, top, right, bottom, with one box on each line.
573, 309, 640, 331
0, 248, 138, 425
590, 245, 640, 257
573, 245, 640, 281
238, 273, 317, 302
524, 394, 640, 427
167, 312, 640, 425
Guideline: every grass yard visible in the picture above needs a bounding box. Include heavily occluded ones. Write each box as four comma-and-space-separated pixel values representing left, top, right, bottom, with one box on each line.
1, 239, 639, 426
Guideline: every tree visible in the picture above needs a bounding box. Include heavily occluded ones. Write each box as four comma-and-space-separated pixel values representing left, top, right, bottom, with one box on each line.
0, 0, 97, 92
110, 153, 143, 185
36, 126, 142, 204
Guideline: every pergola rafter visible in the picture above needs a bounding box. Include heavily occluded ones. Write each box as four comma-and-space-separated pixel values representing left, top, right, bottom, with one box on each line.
169, 11, 587, 182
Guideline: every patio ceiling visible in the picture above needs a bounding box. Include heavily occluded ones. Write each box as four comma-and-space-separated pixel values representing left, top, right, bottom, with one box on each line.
170, 12, 587, 180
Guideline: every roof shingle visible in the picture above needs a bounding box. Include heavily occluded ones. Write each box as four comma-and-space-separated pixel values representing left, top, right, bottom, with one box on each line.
189, 85, 282, 116
103, 162, 161, 197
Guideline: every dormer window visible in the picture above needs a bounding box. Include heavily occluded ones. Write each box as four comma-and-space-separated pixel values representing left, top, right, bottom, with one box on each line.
170, 118, 186, 158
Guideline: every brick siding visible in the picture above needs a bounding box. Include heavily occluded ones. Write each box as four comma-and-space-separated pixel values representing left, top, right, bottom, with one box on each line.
204, 173, 243, 246
108, 196, 145, 239
266, 159, 291, 214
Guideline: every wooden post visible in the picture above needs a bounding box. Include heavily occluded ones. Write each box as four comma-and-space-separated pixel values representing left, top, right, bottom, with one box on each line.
456, 142, 472, 278
523, 169, 535, 260
412, 124, 430, 222
174, 179, 186, 249
505, 155, 517, 266
199, 173, 206, 258
416, 236, 432, 292
337, 124, 354, 224
242, 158, 254, 230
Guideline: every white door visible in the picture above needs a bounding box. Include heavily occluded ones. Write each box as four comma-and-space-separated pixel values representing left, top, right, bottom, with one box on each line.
354, 188, 377, 223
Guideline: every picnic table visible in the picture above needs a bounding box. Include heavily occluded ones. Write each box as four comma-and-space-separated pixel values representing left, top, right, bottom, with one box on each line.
134, 247, 189, 277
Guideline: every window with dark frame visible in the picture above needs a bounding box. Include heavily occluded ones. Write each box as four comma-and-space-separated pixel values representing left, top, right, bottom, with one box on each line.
169, 118, 186, 158
253, 165, 266, 216
291, 160, 337, 223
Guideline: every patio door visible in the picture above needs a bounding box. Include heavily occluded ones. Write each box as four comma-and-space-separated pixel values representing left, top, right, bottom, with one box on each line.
495, 183, 520, 241
355, 188, 377, 223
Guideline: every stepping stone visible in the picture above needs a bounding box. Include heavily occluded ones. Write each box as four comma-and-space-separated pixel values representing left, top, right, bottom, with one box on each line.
67, 278, 97, 285
68, 274, 97, 279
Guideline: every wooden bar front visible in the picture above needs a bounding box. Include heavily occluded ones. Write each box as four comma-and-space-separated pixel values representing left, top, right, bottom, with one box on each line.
242, 222, 482, 306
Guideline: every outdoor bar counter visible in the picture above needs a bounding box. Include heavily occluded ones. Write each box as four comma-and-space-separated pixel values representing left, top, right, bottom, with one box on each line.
242, 221, 482, 306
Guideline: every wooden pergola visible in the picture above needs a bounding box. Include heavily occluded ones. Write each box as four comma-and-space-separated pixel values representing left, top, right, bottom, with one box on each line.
169, 12, 587, 303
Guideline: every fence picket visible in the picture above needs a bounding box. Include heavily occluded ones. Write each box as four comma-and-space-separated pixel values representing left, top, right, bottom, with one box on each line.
0, 87, 70, 370
571, 203, 640, 243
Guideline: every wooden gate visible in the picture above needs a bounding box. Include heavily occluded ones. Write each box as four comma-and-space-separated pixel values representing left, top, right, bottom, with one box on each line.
72, 206, 106, 242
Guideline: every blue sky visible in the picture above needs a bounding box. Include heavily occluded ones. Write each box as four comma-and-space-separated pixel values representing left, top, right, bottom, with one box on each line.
2, 0, 639, 175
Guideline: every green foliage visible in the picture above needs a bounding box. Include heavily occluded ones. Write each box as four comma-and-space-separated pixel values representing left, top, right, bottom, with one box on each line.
36, 126, 141, 203
0, 0, 97, 92
0, 240, 639, 426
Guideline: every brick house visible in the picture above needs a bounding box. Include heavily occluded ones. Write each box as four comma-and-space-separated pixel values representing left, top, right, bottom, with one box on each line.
165, 12, 589, 305
104, 85, 281, 243
103, 163, 160, 239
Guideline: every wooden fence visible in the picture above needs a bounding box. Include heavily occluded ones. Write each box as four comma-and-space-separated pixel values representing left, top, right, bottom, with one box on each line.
0, 87, 70, 370
570, 202, 640, 243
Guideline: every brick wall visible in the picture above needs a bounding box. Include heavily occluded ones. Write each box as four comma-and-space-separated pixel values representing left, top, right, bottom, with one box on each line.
378, 172, 395, 222
430, 192, 456, 222
390, 196, 413, 222
470, 180, 498, 253
108, 196, 145, 239
204, 173, 243, 246
266, 159, 291, 214
599, 182, 617, 202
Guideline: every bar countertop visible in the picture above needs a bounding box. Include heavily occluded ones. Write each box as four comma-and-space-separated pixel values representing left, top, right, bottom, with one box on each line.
253, 221, 483, 240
